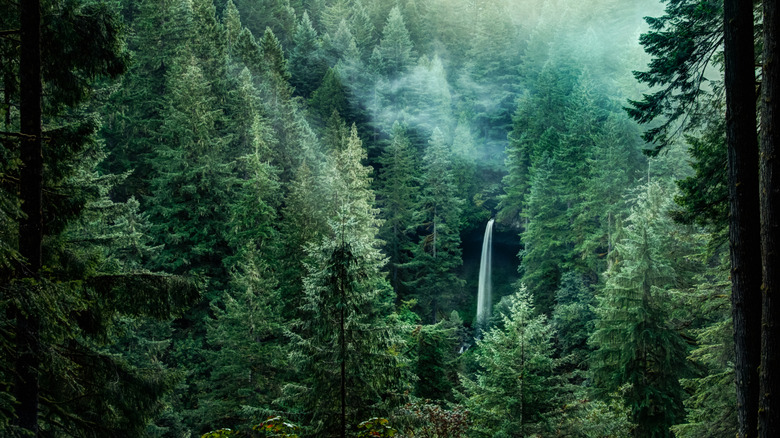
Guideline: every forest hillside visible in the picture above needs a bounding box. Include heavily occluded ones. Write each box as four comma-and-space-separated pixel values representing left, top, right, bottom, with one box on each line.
2, 0, 779, 437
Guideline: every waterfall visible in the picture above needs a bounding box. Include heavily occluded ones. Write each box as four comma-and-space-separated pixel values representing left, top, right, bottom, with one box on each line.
476, 219, 494, 330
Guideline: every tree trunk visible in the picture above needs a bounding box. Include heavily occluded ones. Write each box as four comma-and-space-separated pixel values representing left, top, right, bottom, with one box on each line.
339, 243, 347, 438
724, 0, 763, 437
14, 0, 42, 435
760, 0, 780, 435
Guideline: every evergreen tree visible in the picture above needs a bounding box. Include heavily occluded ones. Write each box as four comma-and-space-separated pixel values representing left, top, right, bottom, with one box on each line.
574, 111, 645, 277
196, 87, 283, 431
589, 182, 692, 437
202, 254, 283, 431
375, 6, 415, 77
376, 122, 419, 298
287, 125, 407, 437
349, 0, 376, 57
413, 320, 459, 402
519, 145, 569, 314
406, 128, 464, 322
143, 54, 237, 433
190, 0, 227, 90
405, 55, 454, 140
309, 69, 349, 126
450, 115, 480, 223
0, 1, 197, 435
259, 27, 293, 99
223, 0, 242, 57
672, 253, 736, 438
319, 0, 351, 38
461, 287, 562, 437
497, 66, 574, 226
146, 57, 233, 286
233, 0, 297, 49
289, 11, 326, 97
461, 1, 522, 148
100, 0, 191, 201
551, 272, 596, 382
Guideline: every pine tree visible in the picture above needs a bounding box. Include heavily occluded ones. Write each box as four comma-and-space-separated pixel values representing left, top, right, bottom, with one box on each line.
309, 69, 349, 126
519, 144, 570, 314
497, 66, 574, 226
375, 6, 415, 77
349, 0, 376, 57
233, 0, 297, 49
405, 55, 455, 140
223, 0, 242, 57
287, 125, 407, 437
461, 287, 562, 437
589, 182, 692, 438
190, 0, 227, 90
551, 272, 596, 382
199, 104, 283, 431
289, 11, 326, 97
406, 128, 464, 322
201, 254, 283, 431
99, 0, 191, 201
146, 56, 233, 285
672, 253, 736, 438
450, 115, 480, 223
0, 1, 195, 435
413, 320, 459, 402
574, 110, 645, 277
319, 0, 351, 38
376, 122, 419, 298
461, 1, 521, 147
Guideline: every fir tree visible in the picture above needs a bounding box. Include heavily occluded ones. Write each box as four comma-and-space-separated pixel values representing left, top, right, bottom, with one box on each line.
461, 287, 562, 437
406, 128, 464, 322
413, 320, 460, 402
0, 1, 196, 435
519, 145, 569, 314
376, 122, 419, 298
589, 182, 692, 438
289, 11, 326, 97
375, 6, 415, 77
287, 125, 407, 437
100, 0, 191, 201
671, 253, 736, 438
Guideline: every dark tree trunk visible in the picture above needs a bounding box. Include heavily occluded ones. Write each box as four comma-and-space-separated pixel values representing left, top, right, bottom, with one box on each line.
724, 0, 763, 437
760, 0, 780, 436
14, 0, 42, 435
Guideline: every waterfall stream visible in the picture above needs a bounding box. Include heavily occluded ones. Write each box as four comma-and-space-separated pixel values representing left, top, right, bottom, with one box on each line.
476, 219, 494, 331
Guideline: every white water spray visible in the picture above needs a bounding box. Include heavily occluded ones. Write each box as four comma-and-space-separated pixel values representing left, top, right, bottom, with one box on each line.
476, 219, 494, 330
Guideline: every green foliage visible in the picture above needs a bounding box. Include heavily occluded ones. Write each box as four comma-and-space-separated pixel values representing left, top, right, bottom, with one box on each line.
374, 6, 415, 77
1, 0, 735, 435
357, 417, 397, 438
376, 122, 419, 297
461, 287, 563, 437
395, 402, 470, 438
286, 126, 408, 436
671, 252, 736, 437
625, 0, 723, 151
405, 128, 464, 321
289, 11, 326, 97
413, 321, 460, 402
672, 110, 728, 246
200, 416, 301, 438
551, 272, 595, 382
589, 182, 694, 437
309, 69, 349, 124
253, 417, 302, 437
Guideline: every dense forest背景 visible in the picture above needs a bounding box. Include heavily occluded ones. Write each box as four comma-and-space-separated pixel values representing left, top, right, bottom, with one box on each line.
2, 0, 779, 437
